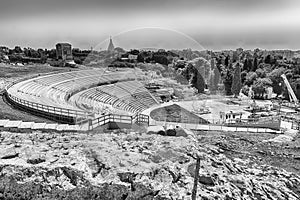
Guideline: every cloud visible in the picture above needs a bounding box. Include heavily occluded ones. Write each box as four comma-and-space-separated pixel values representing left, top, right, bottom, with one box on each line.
0, 0, 299, 50
0, 0, 295, 19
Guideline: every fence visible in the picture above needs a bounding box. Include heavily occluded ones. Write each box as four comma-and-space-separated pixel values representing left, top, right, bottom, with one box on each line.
281, 102, 299, 109
4, 89, 91, 124
89, 113, 149, 130
280, 116, 300, 130
6, 87, 149, 128
4, 73, 151, 128
151, 120, 282, 133
4, 71, 98, 124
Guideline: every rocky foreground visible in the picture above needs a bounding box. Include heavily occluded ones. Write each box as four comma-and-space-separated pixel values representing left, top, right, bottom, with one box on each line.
0, 129, 299, 200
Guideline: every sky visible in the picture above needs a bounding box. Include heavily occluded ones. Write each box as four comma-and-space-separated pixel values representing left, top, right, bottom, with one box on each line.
0, 0, 300, 50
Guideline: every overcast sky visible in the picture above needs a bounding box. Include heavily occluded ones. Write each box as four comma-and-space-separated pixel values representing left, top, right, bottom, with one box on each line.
0, 0, 300, 50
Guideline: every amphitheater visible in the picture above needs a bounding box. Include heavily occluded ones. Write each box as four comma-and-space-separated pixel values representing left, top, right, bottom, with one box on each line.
4, 68, 158, 131
2, 66, 294, 133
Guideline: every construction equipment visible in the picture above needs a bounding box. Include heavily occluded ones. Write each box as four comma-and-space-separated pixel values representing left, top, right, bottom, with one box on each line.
281, 74, 299, 105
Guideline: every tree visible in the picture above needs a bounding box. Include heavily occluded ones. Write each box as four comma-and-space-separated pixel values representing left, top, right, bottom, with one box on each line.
223, 69, 233, 95
241, 70, 248, 84
252, 57, 258, 71
14, 46, 22, 54
174, 60, 186, 70
186, 63, 205, 93
209, 72, 215, 94
267, 67, 286, 96
255, 68, 266, 78
252, 78, 272, 99
245, 72, 258, 86
231, 63, 242, 97
264, 55, 271, 64
225, 55, 229, 67
241, 85, 250, 96
114, 47, 125, 53
129, 49, 139, 55
213, 67, 221, 91
243, 59, 249, 71
290, 78, 300, 100
152, 55, 169, 65
232, 51, 239, 63
210, 58, 215, 70
194, 70, 205, 93
246, 59, 253, 72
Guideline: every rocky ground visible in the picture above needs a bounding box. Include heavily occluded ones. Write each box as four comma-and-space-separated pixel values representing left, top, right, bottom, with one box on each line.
196, 130, 300, 175
0, 129, 299, 200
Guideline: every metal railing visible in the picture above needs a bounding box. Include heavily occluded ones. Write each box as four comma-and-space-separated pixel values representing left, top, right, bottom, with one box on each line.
89, 113, 149, 130
7, 93, 87, 116
5, 88, 91, 124
281, 102, 299, 109
5, 72, 151, 127
280, 116, 300, 130
151, 120, 282, 133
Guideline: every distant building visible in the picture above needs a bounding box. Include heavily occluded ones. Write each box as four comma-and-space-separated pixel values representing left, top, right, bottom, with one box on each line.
107, 37, 115, 52
56, 43, 73, 61
53, 43, 76, 67
220, 111, 243, 123
128, 54, 138, 60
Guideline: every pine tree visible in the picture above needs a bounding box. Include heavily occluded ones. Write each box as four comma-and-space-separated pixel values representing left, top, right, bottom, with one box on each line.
231, 63, 242, 97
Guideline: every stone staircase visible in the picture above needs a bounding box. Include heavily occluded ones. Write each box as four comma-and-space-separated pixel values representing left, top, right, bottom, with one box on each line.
0, 119, 89, 132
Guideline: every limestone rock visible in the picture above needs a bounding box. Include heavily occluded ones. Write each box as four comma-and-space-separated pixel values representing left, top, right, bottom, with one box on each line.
27, 154, 46, 164
118, 172, 137, 183
0, 147, 19, 159
147, 126, 165, 135
198, 175, 215, 186
0, 131, 299, 199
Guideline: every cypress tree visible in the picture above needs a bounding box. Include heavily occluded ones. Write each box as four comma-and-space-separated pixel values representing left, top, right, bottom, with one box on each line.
231, 63, 242, 97
252, 57, 258, 71
243, 59, 249, 71
192, 69, 205, 93
213, 68, 221, 91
